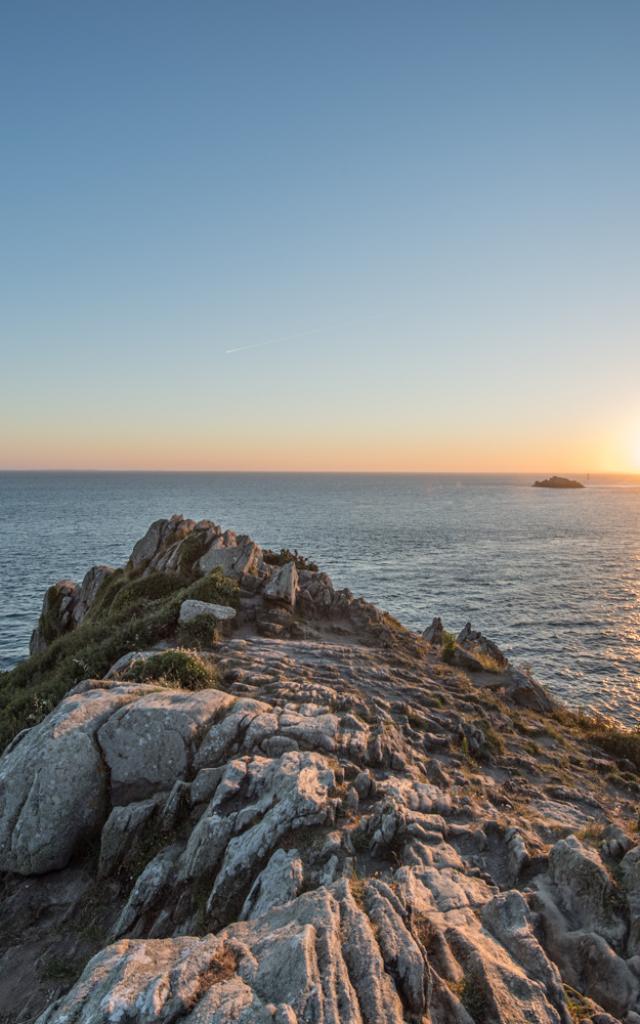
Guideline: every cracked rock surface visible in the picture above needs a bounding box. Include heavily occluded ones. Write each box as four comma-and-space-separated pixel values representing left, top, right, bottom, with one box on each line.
2, 516, 640, 1023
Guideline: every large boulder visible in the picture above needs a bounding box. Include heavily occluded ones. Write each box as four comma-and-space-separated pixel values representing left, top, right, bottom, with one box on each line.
197, 538, 262, 578
0, 685, 144, 874
263, 561, 299, 607
97, 689, 234, 803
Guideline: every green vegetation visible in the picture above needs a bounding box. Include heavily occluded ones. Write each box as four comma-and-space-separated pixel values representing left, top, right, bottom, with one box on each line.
39, 955, 81, 984
125, 649, 219, 691
563, 983, 594, 1022
0, 567, 238, 750
176, 613, 220, 650
460, 970, 490, 1022
483, 723, 506, 756
176, 531, 211, 576
442, 630, 457, 664
38, 584, 70, 646
263, 547, 319, 573
552, 704, 640, 771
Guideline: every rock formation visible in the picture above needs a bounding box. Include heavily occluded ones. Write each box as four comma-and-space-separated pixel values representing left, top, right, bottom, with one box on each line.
533, 477, 585, 489
1, 515, 639, 1023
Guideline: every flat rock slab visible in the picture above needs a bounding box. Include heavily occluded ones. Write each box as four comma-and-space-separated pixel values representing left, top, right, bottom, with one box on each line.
179, 599, 236, 624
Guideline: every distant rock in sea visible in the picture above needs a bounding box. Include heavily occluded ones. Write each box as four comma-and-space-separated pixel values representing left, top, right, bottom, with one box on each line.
533, 475, 585, 489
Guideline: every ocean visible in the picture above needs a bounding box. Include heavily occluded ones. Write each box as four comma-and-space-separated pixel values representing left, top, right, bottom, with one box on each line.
1, 471, 638, 723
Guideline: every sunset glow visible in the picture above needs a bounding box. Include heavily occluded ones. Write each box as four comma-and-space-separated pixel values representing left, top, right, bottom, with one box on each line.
1, 4, 639, 474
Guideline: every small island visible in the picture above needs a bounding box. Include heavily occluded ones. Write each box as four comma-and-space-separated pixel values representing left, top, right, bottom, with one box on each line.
533, 475, 584, 489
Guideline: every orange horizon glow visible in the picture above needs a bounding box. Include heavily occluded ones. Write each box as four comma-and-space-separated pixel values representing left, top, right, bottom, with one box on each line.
2, 408, 639, 475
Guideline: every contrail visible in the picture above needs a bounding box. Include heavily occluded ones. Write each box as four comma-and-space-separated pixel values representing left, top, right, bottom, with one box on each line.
225, 328, 320, 355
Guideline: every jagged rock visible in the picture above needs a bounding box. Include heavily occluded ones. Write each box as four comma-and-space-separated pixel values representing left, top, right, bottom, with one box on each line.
239, 847, 304, 919
111, 844, 182, 939
198, 538, 262, 578
29, 579, 78, 654
502, 666, 555, 712
205, 751, 337, 926
263, 561, 299, 607
457, 622, 509, 671
532, 879, 638, 1018
72, 564, 115, 624
423, 616, 444, 646
178, 598, 237, 624
395, 864, 565, 1023
98, 796, 161, 878
128, 514, 194, 571
547, 836, 627, 949
481, 890, 568, 1017
38, 882, 411, 1024
620, 846, 640, 955
601, 825, 634, 863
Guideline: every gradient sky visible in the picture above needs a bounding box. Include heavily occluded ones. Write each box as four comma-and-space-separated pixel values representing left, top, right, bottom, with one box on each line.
2, 1, 639, 471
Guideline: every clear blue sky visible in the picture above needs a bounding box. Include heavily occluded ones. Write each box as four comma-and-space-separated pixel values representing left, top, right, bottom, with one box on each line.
2, 1, 639, 470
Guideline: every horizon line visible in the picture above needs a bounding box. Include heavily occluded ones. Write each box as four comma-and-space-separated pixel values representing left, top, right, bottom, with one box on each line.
1, 468, 637, 477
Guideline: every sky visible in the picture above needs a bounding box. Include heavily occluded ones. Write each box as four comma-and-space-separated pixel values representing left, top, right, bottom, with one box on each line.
1, 1, 639, 472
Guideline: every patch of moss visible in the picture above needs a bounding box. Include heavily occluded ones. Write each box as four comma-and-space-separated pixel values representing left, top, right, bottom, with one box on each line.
125, 650, 219, 691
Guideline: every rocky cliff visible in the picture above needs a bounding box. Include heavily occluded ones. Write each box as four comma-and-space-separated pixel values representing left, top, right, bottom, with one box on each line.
1, 515, 639, 1024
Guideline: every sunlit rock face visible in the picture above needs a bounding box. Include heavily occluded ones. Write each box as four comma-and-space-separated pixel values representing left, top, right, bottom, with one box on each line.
2, 516, 640, 1023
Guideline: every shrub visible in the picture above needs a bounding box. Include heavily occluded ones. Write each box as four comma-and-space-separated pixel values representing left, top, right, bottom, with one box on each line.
107, 572, 187, 617
186, 569, 240, 608
176, 614, 221, 650
552, 705, 640, 771
263, 548, 319, 573
126, 650, 219, 691
442, 630, 457, 664
177, 532, 211, 577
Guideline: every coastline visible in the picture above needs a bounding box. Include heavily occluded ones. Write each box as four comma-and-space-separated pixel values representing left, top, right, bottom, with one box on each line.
1, 516, 639, 1022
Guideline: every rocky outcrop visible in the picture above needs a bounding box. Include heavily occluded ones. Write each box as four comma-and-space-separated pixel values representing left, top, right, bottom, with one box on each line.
457, 621, 509, 671
29, 579, 78, 654
2, 516, 639, 1023
533, 476, 585, 489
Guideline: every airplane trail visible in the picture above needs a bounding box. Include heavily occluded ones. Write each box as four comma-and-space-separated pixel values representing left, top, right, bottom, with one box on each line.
225, 329, 320, 355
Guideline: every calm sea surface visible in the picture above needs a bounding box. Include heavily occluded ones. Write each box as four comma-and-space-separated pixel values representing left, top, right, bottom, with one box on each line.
1, 472, 639, 723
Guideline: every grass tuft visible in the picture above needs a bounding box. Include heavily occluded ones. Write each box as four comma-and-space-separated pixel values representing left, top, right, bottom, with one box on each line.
125, 649, 219, 691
